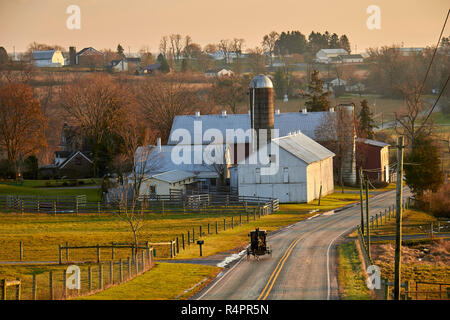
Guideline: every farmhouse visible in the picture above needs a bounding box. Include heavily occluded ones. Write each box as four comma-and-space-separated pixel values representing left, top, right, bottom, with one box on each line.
315, 48, 348, 64
139, 170, 197, 196
204, 68, 233, 77
339, 54, 364, 63
75, 47, 104, 66
234, 131, 335, 203
32, 50, 65, 67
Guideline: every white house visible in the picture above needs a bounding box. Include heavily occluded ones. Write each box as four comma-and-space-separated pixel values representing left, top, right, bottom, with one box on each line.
109, 59, 128, 72
32, 50, 65, 67
322, 78, 347, 92
139, 170, 196, 196
204, 68, 233, 77
234, 131, 335, 203
315, 48, 348, 64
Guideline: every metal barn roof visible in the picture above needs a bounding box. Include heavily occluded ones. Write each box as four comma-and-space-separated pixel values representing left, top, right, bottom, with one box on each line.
356, 138, 390, 148
273, 132, 335, 164
168, 111, 328, 145
149, 170, 196, 183
32, 50, 56, 60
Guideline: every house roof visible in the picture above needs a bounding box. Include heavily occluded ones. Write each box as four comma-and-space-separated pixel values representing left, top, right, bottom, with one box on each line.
149, 170, 196, 184
340, 54, 364, 59
317, 48, 348, 55
136, 144, 230, 179
168, 111, 329, 145
143, 63, 161, 71
356, 138, 390, 148
110, 59, 124, 66
205, 68, 231, 73
273, 132, 335, 164
32, 50, 56, 60
58, 151, 93, 169
77, 47, 103, 56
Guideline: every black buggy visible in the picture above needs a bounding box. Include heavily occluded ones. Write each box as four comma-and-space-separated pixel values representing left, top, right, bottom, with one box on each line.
247, 228, 272, 260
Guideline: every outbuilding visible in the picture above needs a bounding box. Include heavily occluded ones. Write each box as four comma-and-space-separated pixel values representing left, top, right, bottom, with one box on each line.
235, 131, 335, 203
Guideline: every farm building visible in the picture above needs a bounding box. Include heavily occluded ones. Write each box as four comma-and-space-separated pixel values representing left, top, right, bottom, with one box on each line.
75, 47, 104, 66
138, 170, 196, 196
356, 138, 390, 182
315, 48, 348, 63
204, 68, 233, 77
233, 131, 335, 203
32, 50, 65, 67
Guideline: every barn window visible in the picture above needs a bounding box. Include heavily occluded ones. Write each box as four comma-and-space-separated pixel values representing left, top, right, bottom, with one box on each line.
255, 168, 261, 183
283, 167, 289, 183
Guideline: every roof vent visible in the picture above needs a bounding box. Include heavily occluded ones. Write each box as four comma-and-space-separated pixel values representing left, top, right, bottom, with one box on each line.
221, 110, 227, 117
195, 111, 200, 117
157, 137, 161, 152
329, 107, 335, 113
275, 109, 280, 115
302, 108, 307, 114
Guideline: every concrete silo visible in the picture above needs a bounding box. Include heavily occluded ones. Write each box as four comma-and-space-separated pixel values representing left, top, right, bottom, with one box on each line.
337, 103, 357, 186
249, 75, 274, 150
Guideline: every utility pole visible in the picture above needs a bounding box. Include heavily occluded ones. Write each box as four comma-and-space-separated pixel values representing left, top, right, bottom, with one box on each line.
359, 167, 365, 236
394, 136, 404, 300
365, 174, 370, 260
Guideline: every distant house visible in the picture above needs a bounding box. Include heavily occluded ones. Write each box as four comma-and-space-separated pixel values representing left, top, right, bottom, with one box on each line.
339, 54, 364, 63
109, 59, 128, 72
346, 81, 366, 93
32, 50, 65, 67
76, 47, 104, 66
142, 63, 161, 74
321, 77, 347, 92
398, 47, 424, 56
356, 138, 390, 182
315, 48, 348, 64
204, 68, 233, 77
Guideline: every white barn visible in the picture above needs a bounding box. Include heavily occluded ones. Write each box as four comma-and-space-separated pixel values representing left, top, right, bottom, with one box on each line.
235, 131, 335, 203
32, 50, 65, 67
315, 48, 348, 64
139, 170, 196, 196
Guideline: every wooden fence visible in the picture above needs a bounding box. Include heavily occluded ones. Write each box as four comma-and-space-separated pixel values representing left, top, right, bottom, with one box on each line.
0, 193, 279, 216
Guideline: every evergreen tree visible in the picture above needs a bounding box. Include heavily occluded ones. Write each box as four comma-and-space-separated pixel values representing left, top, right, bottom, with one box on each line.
405, 135, 444, 197
339, 35, 351, 53
273, 68, 289, 99
117, 44, 125, 58
358, 99, 377, 139
157, 53, 170, 73
0, 47, 8, 65
303, 70, 330, 111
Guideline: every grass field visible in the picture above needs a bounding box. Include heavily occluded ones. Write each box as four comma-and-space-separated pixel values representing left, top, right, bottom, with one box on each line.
79, 262, 221, 300
337, 241, 372, 300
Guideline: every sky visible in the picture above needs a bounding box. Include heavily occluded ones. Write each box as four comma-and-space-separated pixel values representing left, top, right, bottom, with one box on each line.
0, 0, 449, 54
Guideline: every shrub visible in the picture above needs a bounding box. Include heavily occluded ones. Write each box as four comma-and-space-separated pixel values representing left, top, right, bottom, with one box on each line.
371, 181, 389, 189
420, 184, 450, 219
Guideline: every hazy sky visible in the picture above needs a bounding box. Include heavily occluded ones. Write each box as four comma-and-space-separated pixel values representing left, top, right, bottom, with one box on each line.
0, 0, 449, 53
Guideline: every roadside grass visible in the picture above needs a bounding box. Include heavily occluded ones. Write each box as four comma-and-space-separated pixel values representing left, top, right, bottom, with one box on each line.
78, 262, 221, 300
370, 209, 438, 237
278, 192, 367, 213
337, 241, 372, 300
0, 184, 101, 202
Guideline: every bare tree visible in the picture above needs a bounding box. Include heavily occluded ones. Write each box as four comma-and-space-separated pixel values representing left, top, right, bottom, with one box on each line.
159, 36, 169, 57
247, 47, 267, 75
262, 31, 279, 66
170, 34, 183, 61
137, 76, 198, 143
218, 39, 232, 64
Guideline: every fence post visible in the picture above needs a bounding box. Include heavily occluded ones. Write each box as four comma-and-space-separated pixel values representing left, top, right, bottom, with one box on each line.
15, 278, 20, 300
240, 212, 242, 225
127, 257, 130, 278
231, 216, 234, 229
119, 259, 123, 283
32, 274, 37, 300
65, 241, 69, 261
49, 271, 54, 300
253, 208, 256, 221
188, 230, 190, 245
58, 244, 62, 265
247, 211, 249, 223
1, 279, 5, 300
199, 226, 202, 237
182, 234, 185, 250
208, 223, 210, 235
21, 200, 24, 215
97, 244, 100, 263
19, 241, 23, 261
98, 264, 103, 289
170, 241, 173, 258
216, 221, 218, 234
192, 228, 195, 242
109, 261, 113, 285
162, 200, 165, 215
63, 270, 67, 299
141, 251, 145, 271
37, 200, 40, 213
224, 219, 226, 231
76, 198, 79, 215
97, 202, 100, 215
88, 266, 92, 292
176, 237, 179, 254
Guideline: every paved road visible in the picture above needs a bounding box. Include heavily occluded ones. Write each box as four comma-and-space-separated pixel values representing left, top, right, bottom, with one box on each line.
195, 188, 411, 300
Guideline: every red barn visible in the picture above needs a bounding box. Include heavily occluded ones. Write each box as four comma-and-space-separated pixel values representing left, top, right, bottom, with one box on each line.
356, 138, 390, 183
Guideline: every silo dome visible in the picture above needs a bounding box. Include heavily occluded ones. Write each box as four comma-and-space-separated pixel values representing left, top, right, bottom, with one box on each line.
250, 74, 273, 88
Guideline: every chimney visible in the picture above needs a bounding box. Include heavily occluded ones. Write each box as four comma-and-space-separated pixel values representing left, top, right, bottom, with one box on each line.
221, 110, 227, 117
157, 137, 161, 152
69, 46, 76, 66
195, 111, 200, 117
302, 108, 307, 114
275, 109, 280, 115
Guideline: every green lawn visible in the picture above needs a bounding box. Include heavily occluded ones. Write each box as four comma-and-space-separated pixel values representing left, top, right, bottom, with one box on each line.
79, 262, 221, 300
0, 184, 101, 202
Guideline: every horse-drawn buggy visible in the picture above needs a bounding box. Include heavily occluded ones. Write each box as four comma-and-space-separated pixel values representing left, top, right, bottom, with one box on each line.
247, 228, 272, 260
